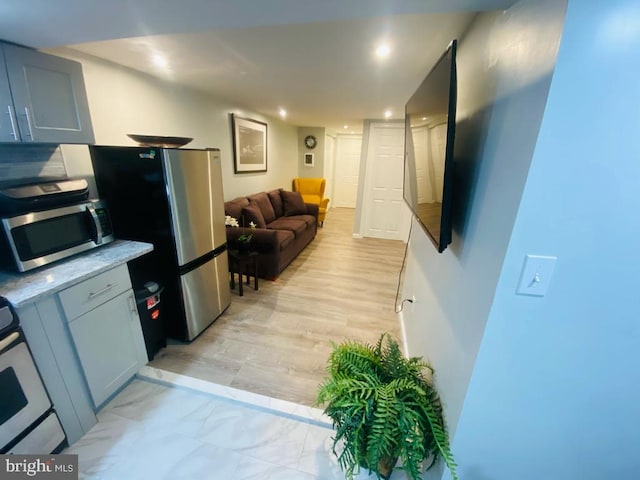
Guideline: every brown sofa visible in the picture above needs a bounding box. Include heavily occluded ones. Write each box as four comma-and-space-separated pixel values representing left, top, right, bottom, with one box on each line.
224, 189, 319, 279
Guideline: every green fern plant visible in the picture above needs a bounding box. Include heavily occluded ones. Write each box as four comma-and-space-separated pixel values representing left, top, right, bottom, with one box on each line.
316, 333, 457, 480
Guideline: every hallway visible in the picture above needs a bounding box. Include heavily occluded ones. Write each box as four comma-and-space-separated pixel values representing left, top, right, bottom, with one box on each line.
149, 208, 406, 405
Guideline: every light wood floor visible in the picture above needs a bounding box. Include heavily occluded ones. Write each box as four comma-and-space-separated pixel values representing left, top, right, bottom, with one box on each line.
150, 208, 406, 406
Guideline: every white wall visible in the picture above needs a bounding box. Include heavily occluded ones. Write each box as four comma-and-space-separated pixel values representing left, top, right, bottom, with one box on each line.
53, 49, 298, 200
450, 0, 640, 478
400, 0, 567, 448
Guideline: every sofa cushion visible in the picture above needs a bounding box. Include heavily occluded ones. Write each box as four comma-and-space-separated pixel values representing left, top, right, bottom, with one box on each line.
274, 229, 295, 251
248, 192, 276, 224
225, 197, 249, 220
298, 214, 317, 228
242, 204, 267, 228
268, 217, 307, 237
281, 190, 306, 216
267, 189, 284, 218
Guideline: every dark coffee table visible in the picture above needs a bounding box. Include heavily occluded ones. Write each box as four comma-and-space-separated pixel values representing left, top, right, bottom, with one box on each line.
228, 249, 260, 296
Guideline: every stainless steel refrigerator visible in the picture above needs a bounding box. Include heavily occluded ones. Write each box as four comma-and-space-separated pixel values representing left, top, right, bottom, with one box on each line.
90, 146, 231, 343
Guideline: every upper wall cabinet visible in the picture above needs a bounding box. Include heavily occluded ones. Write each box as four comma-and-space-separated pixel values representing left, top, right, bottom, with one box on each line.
0, 43, 94, 144
0, 48, 16, 143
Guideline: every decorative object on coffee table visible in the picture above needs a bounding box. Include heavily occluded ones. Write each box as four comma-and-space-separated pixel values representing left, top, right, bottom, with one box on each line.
316, 333, 457, 480
237, 237, 251, 253
225, 215, 256, 252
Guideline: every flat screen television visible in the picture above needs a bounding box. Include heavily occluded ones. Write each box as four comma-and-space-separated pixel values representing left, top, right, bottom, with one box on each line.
403, 39, 457, 253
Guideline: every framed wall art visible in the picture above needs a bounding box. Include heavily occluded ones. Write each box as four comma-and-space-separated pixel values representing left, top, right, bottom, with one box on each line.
304, 153, 315, 167
231, 114, 267, 173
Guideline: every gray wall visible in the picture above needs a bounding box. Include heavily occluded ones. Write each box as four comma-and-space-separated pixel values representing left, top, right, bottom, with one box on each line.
451, 0, 640, 478
400, 0, 567, 452
297, 126, 326, 179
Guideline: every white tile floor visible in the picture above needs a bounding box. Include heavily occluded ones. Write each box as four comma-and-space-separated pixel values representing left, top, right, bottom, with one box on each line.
64, 377, 412, 479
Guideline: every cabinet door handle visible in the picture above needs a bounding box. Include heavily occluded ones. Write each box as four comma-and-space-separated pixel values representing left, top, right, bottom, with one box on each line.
128, 294, 138, 316
23, 107, 34, 139
88, 283, 115, 300
0, 331, 20, 352
6, 105, 19, 140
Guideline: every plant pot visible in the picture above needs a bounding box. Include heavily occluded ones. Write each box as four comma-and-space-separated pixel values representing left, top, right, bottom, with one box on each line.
378, 457, 398, 480
357, 457, 398, 479
317, 334, 457, 480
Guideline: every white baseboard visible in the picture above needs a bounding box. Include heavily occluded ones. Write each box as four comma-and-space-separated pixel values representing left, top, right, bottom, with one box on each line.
352, 233, 362, 239
399, 310, 409, 357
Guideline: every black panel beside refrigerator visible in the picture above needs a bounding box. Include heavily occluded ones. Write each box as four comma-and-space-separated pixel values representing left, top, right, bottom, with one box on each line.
90, 146, 231, 350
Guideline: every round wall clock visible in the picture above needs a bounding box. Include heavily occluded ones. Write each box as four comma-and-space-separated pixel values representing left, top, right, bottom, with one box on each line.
304, 135, 317, 149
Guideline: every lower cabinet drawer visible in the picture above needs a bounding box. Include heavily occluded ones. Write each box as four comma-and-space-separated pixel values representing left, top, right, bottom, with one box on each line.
8, 412, 66, 454
68, 289, 147, 408
59, 264, 131, 320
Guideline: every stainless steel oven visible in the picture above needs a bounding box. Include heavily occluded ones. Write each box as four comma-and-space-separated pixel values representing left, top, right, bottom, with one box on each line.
0, 199, 114, 272
0, 297, 66, 454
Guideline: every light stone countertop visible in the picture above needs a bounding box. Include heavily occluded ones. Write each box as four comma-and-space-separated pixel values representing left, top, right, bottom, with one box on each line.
0, 240, 154, 308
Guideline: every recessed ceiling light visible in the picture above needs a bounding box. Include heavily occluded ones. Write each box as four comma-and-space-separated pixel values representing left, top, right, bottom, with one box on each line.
384, 109, 392, 119
151, 54, 168, 69
375, 43, 391, 59
421, 117, 427, 121
279, 108, 287, 118
343, 125, 349, 129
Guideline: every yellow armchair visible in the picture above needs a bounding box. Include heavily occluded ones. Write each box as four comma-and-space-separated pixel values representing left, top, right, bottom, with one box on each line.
292, 178, 330, 226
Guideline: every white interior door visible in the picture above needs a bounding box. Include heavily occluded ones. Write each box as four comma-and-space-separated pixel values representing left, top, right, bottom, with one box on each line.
333, 134, 362, 208
363, 123, 409, 240
325, 134, 336, 204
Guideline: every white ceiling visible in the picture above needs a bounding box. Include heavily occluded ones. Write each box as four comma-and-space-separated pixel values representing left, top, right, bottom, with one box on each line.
1, 0, 516, 132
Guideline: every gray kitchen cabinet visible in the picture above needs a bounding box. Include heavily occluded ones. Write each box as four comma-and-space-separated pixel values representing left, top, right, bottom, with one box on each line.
0, 240, 153, 446
0, 42, 94, 144
67, 291, 147, 408
60, 264, 148, 408
0, 47, 18, 142
17, 298, 97, 446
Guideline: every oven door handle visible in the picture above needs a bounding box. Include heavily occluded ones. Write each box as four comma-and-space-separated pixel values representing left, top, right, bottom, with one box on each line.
0, 331, 19, 352
86, 204, 103, 245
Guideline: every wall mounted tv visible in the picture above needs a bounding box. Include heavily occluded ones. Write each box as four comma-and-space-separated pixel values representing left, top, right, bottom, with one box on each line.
403, 39, 457, 253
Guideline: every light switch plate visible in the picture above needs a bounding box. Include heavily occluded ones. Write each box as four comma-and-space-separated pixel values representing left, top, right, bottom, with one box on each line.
517, 255, 557, 297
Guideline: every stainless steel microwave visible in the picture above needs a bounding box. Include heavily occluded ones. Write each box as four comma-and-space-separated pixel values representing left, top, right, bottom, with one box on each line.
0, 200, 115, 272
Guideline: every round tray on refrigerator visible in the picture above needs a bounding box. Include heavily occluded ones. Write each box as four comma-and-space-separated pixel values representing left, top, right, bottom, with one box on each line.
127, 134, 193, 148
